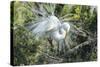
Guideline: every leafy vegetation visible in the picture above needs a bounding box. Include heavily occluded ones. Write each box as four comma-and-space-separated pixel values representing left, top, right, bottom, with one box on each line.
11, 1, 97, 66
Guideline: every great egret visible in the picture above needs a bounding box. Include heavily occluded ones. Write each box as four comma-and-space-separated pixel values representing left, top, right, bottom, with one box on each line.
24, 3, 84, 55
25, 15, 71, 55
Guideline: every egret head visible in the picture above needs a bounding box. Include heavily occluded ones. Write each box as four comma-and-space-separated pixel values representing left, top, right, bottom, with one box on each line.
62, 22, 70, 33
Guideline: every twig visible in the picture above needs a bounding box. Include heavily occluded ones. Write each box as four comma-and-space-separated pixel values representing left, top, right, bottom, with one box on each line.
66, 38, 97, 54
37, 48, 63, 61
43, 52, 63, 61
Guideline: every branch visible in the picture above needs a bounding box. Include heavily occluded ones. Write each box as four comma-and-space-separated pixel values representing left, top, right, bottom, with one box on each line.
43, 52, 63, 61
38, 49, 63, 62
66, 38, 97, 54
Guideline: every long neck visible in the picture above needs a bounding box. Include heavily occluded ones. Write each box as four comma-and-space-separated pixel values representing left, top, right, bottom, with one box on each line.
52, 28, 66, 41
59, 28, 66, 38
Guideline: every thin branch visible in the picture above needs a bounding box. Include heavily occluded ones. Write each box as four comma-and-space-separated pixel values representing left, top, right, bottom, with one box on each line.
37, 48, 63, 61
66, 38, 97, 54
60, 14, 74, 20
43, 52, 63, 61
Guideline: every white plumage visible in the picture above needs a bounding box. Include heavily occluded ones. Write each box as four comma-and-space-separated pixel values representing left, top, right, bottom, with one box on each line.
31, 15, 61, 38
25, 3, 71, 54
26, 15, 71, 54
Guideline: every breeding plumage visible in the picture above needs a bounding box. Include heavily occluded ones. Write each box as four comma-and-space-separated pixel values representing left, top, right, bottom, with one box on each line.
25, 3, 74, 54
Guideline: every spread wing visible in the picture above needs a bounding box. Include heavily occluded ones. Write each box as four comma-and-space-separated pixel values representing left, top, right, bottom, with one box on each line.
25, 16, 61, 38
24, 3, 58, 39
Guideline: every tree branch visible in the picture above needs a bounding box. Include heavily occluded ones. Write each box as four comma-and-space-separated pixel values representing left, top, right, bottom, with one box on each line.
44, 52, 63, 61
66, 38, 97, 54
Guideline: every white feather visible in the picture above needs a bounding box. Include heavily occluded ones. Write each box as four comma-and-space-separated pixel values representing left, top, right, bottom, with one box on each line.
31, 15, 61, 38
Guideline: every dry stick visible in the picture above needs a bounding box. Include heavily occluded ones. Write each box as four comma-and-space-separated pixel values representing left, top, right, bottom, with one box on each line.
66, 38, 97, 54
43, 52, 63, 62
37, 46, 63, 61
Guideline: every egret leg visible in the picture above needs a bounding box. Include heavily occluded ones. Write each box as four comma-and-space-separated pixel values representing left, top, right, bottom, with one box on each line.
62, 40, 66, 55
57, 41, 62, 57
57, 42, 60, 56
59, 40, 65, 56
47, 38, 53, 52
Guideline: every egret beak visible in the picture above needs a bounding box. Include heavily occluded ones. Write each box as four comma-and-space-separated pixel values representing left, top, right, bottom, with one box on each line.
64, 32, 70, 50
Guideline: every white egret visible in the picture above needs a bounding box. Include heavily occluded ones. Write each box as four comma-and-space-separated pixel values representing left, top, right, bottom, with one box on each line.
25, 3, 72, 55
25, 15, 71, 55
